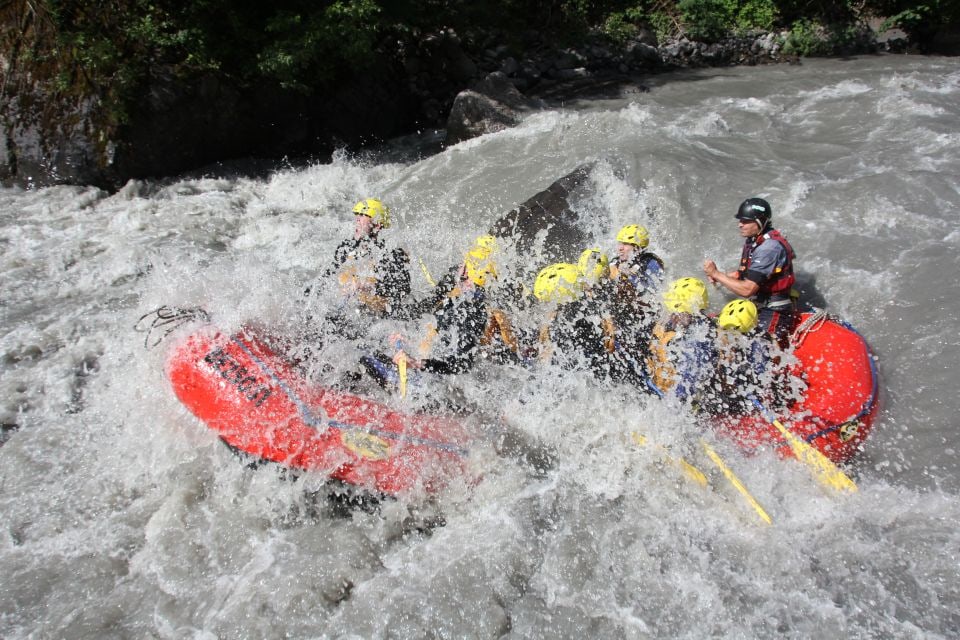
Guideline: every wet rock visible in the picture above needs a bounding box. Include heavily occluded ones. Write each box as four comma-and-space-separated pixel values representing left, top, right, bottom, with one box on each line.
500, 57, 520, 77
549, 67, 590, 81
3, 17, 897, 188
445, 72, 544, 145
3, 56, 419, 189
625, 41, 662, 67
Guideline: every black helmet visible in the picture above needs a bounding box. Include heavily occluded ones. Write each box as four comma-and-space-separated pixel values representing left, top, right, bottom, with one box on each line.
736, 198, 772, 225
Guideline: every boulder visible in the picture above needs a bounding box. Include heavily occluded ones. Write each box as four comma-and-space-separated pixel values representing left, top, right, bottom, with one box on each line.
625, 41, 661, 67
490, 163, 595, 267
445, 72, 544, 145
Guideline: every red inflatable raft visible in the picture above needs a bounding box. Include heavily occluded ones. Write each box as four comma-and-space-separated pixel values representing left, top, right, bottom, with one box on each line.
166, 326, 475, 496
719, 311, 880, 463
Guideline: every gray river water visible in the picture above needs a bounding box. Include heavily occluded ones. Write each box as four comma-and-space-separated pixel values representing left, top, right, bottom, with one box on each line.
2, 54, 959, 638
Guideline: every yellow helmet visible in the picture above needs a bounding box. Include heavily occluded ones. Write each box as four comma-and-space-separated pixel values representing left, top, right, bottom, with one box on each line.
662, 277, 708, 314
576, 248, 610, 285
464, 235, 498, 287
717, 299, 759, 334
352, 198, 390, 228
616, 224, 650, 248
534, 263, 582, 303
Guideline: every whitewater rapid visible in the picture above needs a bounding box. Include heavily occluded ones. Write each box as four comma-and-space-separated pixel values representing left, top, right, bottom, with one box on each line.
2, 54, 959, 638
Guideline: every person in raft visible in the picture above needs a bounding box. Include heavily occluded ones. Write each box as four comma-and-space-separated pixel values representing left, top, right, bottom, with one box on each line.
697, 298, 774, 416
322, 198, 412, 322
609, 224, 666, 352
645, 277, 718, 402
379, 235, 498, 378
703, 197, 798, 348
611, 224, 665, 294
531, 260, 616, 380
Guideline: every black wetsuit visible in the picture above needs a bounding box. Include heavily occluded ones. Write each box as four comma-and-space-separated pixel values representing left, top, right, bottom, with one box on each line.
544, 296, 613, 379
421, 287, 489, 375
325, 235, 411, 319
610, 251, 665, 340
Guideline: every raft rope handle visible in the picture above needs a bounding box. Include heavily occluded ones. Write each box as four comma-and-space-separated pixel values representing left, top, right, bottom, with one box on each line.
135, 306, 211, 349
791, 307, 829, 348
230, 334, 470, 456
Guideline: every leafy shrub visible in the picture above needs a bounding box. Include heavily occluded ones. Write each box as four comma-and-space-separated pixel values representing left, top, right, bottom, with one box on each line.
256, 1, 382, 91
602, 7, 652, 44
649, 10, 680, 41
782, 18, 830, 55
736, 0, 778, 32
678, 0, 735, 42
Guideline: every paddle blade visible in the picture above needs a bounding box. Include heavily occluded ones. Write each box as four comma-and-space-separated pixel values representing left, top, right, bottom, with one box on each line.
771, 418, 858, 493
418, 257, 437, 287
631, 432, 708, 487
398, 357, 408, 398
749, 397, 858, 494
700, 439, 773, 526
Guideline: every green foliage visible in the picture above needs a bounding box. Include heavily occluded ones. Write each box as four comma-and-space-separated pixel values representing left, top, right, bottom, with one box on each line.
781, 18, 830, 56
735, 0, 778, 32
8, 0, 958, 139
649, 10, 680, 41
256, 1, 382, 91
678, 0, 735, 42
773, 0, 857, 25
677, 0, 778, 41
602, 6, 653, 43
880, 8, 927, 33
873, 1, 960, 39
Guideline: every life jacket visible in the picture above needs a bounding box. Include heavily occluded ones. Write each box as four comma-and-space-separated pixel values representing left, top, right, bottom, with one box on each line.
737, 229, 795, 299
332, 236, 410, 316
537, 311, 558, 364
334, 237, 389, 312
601, 317, 616, 354
646, 323, 678, 392
536, 299, 617, 364
481, 309, 521, 354
610, 252, 665, 291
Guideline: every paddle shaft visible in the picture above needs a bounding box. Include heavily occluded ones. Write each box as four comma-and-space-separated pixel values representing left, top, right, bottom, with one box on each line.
749, 397, 858, 493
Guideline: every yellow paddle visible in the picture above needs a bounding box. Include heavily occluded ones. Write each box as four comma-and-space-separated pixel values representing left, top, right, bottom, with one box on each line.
630, 371, 770, 524
398, 355, 408, 398
394, 339, 408, 398
700, 438, 773, 525
750, 397, 857, 494
631, 432, 708, 487
418, 257, 436, 287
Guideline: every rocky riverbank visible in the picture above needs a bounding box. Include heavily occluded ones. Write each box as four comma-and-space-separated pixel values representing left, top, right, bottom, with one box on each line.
0, 21, 943, 190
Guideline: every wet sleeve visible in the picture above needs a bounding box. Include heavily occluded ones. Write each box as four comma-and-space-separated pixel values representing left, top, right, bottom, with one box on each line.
644, 259, 664, 283
408, 269, 458, 318
674, 339, 717, 401
749, 340, 768, 376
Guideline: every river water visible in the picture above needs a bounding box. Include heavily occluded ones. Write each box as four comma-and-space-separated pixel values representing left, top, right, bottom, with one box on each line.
2, 54, 959, 638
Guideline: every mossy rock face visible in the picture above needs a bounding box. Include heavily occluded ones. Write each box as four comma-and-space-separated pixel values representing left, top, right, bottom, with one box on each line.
1, 58, 420, 189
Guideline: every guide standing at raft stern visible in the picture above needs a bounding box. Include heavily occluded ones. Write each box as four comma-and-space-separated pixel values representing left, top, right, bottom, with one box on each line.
703, 198, 798, 348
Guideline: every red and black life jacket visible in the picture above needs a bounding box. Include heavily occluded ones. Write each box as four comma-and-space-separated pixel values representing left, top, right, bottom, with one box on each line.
737, 229, 795, 298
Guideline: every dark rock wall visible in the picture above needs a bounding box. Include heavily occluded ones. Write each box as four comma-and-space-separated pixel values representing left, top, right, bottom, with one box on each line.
1, 55, 420, 189
2, 19, 953, 190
